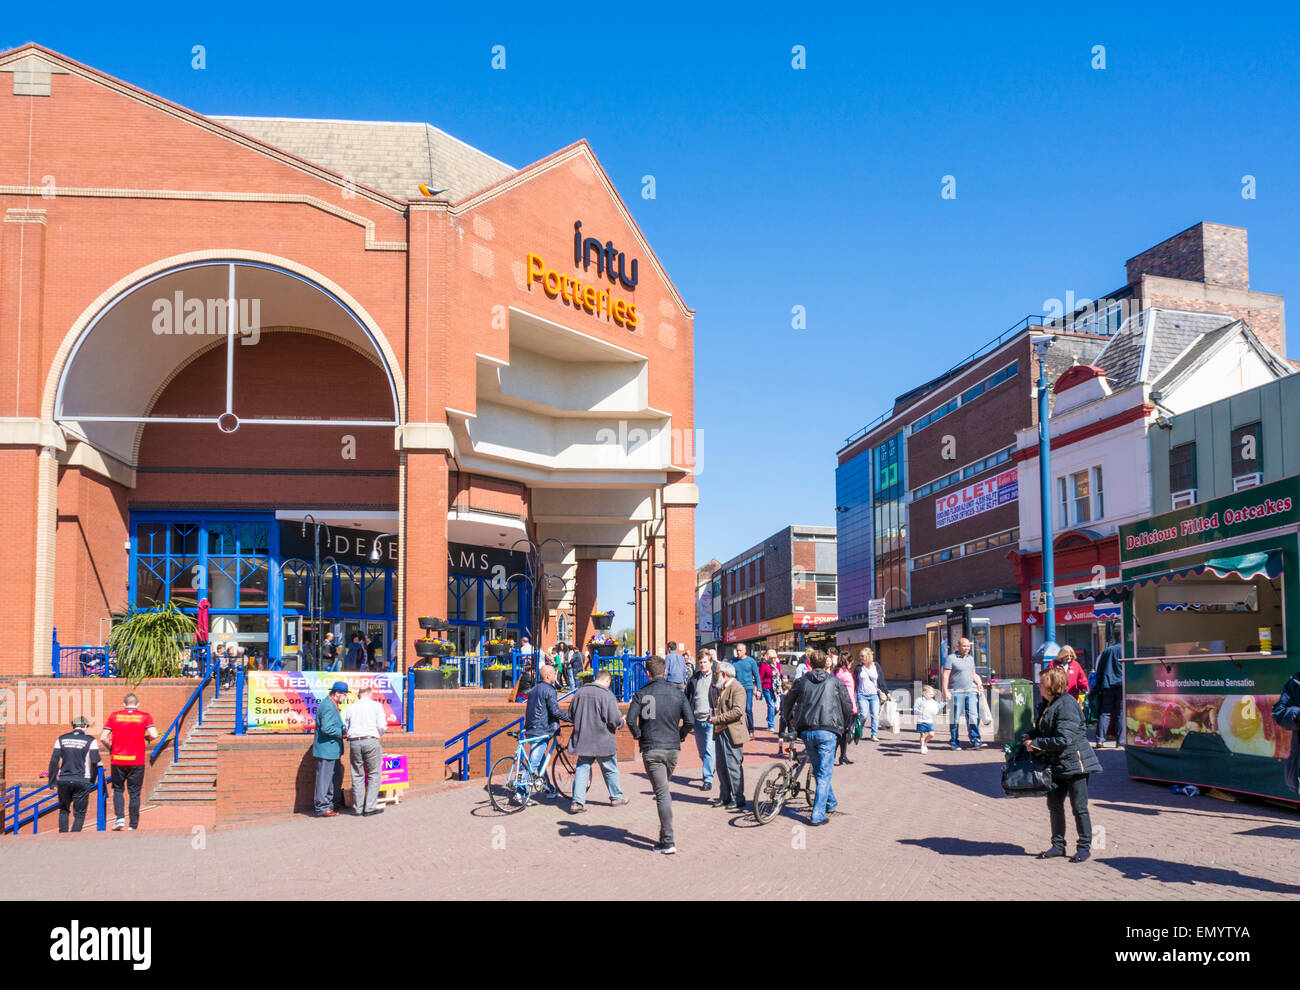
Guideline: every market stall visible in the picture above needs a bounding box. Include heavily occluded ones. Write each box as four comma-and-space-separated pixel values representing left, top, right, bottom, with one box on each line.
1076, 475, 1298, 803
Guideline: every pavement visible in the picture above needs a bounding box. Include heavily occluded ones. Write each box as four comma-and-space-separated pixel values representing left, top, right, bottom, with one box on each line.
3, 707, 1298, 900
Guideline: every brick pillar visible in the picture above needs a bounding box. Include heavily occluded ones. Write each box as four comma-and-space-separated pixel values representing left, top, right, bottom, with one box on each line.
402, 449, 449, 670
665, 502, 696, 655
575, 557, 597, 654
0, 447, 41, 674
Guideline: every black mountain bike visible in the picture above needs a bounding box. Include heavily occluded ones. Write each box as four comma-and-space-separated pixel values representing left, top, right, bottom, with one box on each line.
751, 732, 818, 824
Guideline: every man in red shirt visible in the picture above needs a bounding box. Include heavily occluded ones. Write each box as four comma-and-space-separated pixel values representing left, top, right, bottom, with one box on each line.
100, 693, 159, 831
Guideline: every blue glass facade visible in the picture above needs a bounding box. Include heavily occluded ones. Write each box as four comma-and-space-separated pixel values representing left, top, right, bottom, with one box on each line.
835, 446, 875, 621
871, 433, 909, 612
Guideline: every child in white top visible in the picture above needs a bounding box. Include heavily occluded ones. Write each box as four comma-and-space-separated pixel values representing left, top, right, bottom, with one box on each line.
914, 684, 941, 754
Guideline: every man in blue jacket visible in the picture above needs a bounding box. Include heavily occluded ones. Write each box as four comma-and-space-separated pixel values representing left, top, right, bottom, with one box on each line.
731, 643, 761, 733
1094, 631, 1125, 748
313, 681, 348, 817
1273, 672, 1300, 795
520, 664, 571, 800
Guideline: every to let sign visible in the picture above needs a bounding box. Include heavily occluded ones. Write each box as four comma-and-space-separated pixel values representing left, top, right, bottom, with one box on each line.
934, 469, 1019, 528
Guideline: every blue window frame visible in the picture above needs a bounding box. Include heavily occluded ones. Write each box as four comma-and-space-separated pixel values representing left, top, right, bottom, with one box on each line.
446, 573, 530, 655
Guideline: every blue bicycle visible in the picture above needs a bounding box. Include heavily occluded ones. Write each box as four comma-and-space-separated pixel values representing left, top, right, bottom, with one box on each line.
486, 730, 575, 813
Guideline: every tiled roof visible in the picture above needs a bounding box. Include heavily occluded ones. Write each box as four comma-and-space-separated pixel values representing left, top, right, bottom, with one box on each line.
208, 116, 516, 202
1094, 308, 1235, 388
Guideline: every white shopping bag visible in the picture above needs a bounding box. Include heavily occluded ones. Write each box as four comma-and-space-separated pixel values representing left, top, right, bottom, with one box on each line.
883, 699, 901, 735
979, 692, 993, 726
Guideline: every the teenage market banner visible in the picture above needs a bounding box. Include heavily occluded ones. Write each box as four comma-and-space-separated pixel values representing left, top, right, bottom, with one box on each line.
934, 469, 1019, 528
246, 671, 404, 731
1124, 658, 1295, 802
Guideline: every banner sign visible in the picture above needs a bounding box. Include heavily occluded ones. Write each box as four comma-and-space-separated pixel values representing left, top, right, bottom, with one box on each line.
1124, 658, 1295, 802
246, 671, 404, 731
381, 754, 409, 791
868, 598, 887, 630
1023, 602, 1120, 626
934, 469, 1019, 528
792, 613, 837, 629
1121, 476, 1300, 561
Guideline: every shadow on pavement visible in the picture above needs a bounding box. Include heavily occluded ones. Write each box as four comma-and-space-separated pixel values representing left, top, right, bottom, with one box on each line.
898, 836, 1027, 857
1235, 823, 1300, 839
555, 821, 656, 850
1097, 856, 1300, 894
920, 762, 1006, 799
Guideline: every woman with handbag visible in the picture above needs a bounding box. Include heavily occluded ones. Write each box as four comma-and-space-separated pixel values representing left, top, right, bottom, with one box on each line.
1023, 664, 1102, 862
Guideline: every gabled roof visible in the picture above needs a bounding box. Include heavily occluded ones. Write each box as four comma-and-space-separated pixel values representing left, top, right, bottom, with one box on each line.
209, 117, 515, 203
1153, 320, 1293, 394
1093, 307, 1236, 388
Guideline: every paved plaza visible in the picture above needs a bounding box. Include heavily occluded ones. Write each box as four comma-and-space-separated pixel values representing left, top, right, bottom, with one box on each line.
4, 714, 1297, 900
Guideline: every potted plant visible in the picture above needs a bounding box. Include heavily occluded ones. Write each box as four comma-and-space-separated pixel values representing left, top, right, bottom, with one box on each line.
414, 635, 454, 658
482, 663, 512, 690
576, 669, 594, 684
587, 632, 618, 658
418, 616, 448, 632
592, 610, 615, 631
485, 615, 508, 636
412, 658, 460, 689
486, 634, 514, 658
106, 601, 197, 681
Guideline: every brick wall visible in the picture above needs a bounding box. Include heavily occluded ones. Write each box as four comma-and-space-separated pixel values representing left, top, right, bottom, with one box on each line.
1126, 222, 1249, 290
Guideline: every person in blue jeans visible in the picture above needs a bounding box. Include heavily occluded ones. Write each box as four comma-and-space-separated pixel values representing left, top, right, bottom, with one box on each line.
854, 647, 888, 741
685, 652, 719, 789
520, 664, 570, 800
567, 670, 629, 812
942, 638, 984, 750
759, 650, 782, 732
781, 650, 854, 825
731, 643, 761, 734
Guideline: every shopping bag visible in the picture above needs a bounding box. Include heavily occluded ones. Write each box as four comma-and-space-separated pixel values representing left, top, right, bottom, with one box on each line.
884, 699, 901, 735
852, 714, 864, 741
979, 692, 993, 726
1001, 743, 1056, 797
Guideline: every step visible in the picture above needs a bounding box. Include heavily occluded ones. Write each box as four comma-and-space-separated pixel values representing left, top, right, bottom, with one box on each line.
155, 782, 216, 792
152, 793, 216, 803
163, 769, 217, 781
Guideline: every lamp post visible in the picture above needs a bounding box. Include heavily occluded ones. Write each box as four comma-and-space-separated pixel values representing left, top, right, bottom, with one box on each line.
301, 515, 334, 672
1032, 334, 1060, 674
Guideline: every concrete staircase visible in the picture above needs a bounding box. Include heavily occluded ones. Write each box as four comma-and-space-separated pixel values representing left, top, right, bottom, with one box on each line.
150, 693, 236, 805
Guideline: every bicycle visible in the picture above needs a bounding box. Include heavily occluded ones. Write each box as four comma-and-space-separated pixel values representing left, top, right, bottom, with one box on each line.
750, 732, 819, 824
486, 729, 577, 813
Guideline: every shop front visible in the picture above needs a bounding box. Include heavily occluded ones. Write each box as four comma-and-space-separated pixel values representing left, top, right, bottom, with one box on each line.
1076, 475, 1299, 803
722, 613, 836, 655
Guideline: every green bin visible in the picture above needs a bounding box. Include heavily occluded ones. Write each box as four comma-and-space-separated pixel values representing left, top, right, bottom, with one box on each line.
990, 679, 1035, 743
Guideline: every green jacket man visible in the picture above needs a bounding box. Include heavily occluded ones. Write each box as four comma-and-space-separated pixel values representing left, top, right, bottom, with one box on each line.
313, 681, 349, 816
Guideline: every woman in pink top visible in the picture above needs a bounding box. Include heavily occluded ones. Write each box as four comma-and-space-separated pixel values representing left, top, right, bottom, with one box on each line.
834, 655, 858, 766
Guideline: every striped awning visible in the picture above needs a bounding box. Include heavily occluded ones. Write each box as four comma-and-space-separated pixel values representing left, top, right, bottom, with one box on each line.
1075, 549, 1283, 604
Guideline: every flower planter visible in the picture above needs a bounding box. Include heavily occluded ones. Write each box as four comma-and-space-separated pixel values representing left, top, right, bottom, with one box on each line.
414, 640, 440, 658
482, 668, 511, 690
486, 642, 511, 658
592, 612, 615, 631
413, 667, 441, 690
418, 616, 448, 632
592, 643, 618, 658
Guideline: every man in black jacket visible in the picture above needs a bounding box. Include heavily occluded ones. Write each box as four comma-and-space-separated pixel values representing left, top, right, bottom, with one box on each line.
48, 715, 101, 833
1094, 628, 1125, 748
782, 651, 853, 825
627, 655, 695, 854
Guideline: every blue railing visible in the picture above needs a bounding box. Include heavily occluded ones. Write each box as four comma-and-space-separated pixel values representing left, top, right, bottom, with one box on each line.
149, 648, 220, 764
4, 766, 108, 835
591, 651, 649, 702
51, 628, 211, 679
442, 688, 578, 782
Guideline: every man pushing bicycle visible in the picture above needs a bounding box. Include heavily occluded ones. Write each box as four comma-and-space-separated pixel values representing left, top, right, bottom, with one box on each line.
520, 663, 571, 799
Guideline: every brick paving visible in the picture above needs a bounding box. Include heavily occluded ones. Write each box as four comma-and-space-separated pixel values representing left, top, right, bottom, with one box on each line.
3, 707, 1298, 900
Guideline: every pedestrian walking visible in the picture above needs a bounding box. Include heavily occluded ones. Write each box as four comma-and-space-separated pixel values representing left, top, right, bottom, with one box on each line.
854, 648, 889, 742
521, 664, 570, 796
48, 715, 100, 833
1093, 632, 1125, 748
627, 655, 694, 854
833, 655, 858, 765
941, 637, 984, 750
914, 684, 940, 753
101, 693, 159, 831
1024, 665, 1102, 862
709, 660, 749, 811
345, 633, 366, 672
731, 643, 761, 734
345, 684, 388, 816
1050, 645, 1089, 701
313, 681, 349, 817
566, 670, 629, 813
782, 651, 853, 825
1274, 671, 1300, 794
759, 650, 782, 732
664, 641, 687, 690
685, 652, 719, 789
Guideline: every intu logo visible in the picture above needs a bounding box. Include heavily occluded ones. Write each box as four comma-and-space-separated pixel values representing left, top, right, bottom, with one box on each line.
573, 220, 638, 290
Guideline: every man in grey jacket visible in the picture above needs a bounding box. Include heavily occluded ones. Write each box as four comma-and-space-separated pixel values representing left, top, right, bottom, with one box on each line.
567, 671, 629, 813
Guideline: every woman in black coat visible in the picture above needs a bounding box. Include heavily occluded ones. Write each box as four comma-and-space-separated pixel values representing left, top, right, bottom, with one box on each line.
1023, 664, 1103, 862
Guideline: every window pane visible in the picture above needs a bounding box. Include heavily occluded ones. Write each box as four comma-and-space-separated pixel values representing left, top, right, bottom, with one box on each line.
339, 567, 362, 613
171, 524, 199, 556
1231, 422, 1261, 477
240, 559, 269, 608
1170, 443, 1196, 492
207, 522, 238, 555
364, 568, 387, 615
136, 558, 165, 605
1093, 466, 1104, 519
207, 557, 239, 608
239, 523, 270, 555
136, 523, 166, 556
282, 565, 309, 611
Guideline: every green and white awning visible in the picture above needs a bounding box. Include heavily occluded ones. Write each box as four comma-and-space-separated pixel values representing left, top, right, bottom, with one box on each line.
1075, 549, 1283, 604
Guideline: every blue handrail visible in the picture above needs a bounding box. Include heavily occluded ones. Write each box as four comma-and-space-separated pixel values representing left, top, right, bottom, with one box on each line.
149, 647, 217, 764
441, 687, 578, 781
50, 627, 210, 680
3, 765, 107, 835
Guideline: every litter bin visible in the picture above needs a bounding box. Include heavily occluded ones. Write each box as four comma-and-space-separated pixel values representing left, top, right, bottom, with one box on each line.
990, 679, 1035, 743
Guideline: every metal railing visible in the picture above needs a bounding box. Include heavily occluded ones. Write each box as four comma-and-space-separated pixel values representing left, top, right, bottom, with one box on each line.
442, 688, 578, 782
149, 648, 220, 764
51, 628, 211, 679
591, 651, 650, 702
4, 766, 108, 835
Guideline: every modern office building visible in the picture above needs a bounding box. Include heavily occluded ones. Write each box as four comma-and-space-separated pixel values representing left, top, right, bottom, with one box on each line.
832, 222, 1288, 682
718, 525, 837, 655
0, 44, 697, 674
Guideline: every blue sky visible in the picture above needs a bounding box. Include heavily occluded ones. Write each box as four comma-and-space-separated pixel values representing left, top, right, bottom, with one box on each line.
9, 4, 1300, 612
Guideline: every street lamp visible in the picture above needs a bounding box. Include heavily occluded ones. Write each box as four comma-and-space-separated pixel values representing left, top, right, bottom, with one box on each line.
301, 514, 333, 671
1032, 334, 1060, 674
367, 532, 396, 564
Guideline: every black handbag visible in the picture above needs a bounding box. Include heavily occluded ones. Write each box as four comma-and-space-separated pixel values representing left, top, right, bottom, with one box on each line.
1001, 743, 1056, 797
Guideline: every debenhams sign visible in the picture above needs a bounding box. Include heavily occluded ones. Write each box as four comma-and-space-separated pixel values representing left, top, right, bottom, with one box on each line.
279, 523, 526, 576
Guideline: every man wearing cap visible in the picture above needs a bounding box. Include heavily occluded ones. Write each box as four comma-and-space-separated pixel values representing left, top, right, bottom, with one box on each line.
345, 684, 388, 816
101, 693, 159, 831
313, 681, 349, 817
49, 716, 101, 833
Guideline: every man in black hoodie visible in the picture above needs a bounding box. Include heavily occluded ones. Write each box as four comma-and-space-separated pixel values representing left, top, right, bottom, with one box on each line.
782, 651, 853, 826
627, 655, 695, 854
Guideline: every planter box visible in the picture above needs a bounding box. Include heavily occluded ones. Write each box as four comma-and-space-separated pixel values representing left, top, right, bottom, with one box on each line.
592, 613, 615, 631
486, 643, 511, 658
592, 643, 619, 657
414, 640, 441, 658
482, 668, 511, 690
412, 668, 441, 690
418, 616, 448, 632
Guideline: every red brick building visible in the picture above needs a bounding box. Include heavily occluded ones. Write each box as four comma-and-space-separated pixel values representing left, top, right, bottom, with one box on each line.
0, 44, 698, 675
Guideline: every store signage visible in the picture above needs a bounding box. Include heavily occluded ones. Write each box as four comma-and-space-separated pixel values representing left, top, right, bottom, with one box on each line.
245, 671, 403, 731
792, 613, 837, 629
934, 468, 1019, 528
447, 542, 528, 579
280, 523, 398, 568
1023, 602, 1120, 626
724, 614, 795, 644
523, 220, 640, 329
1121, 478, 1300, 561
381, 754, 410, 791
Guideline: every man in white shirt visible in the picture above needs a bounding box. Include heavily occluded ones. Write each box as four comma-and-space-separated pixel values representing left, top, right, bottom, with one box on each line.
344, 685, 389, 816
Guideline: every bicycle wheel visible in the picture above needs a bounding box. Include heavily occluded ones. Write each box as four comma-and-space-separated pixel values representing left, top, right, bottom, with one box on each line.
550, 749, 575, 800
751, 762, 790, 824
801, 762, 818, 809
487, 755, 528, 814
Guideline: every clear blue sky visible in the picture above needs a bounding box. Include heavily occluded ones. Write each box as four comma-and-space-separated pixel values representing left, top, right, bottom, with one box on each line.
9, 4, 1300, 612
